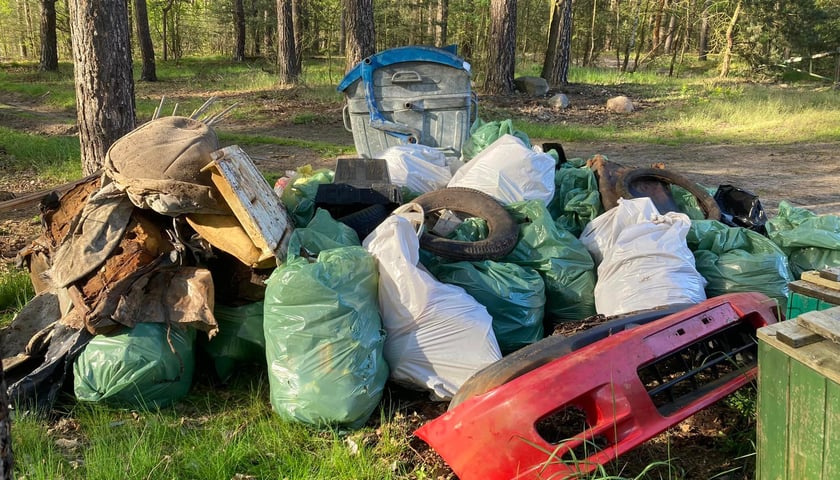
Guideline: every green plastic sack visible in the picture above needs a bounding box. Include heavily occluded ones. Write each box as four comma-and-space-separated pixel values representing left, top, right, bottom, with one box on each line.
279, 167, 334, 228
200, 302, 265, 381
766, 201, 840, 278
462, 118, 530, 160
264, 247, 388, 429
503, 200, 597, 324
687, 220, 792, 311
429, 260, 545, 354
547, 163, 603, 237
286, 208, 361, 259
74, 323, 196, 408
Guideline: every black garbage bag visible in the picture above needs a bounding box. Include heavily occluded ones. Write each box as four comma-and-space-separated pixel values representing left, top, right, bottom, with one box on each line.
714, 185, 768, 234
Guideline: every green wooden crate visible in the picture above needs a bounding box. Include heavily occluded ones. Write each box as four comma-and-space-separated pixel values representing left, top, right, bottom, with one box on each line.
787, 279, 840, 319
757, 313, 840, 480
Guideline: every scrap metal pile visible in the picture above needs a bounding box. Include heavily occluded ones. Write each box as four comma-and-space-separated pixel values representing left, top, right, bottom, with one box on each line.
4, 45, 840, 478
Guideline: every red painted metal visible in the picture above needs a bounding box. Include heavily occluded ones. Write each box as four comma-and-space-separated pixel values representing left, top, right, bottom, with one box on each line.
414, 293, 779, 480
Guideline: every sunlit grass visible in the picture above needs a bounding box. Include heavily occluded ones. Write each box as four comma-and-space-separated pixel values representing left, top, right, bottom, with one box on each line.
0, 268, 34, 326
0, 126, 82, 180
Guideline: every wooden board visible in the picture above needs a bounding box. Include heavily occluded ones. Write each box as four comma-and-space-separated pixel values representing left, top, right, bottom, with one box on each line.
788, 279, 840, 305
821, 267, 840, 282
798, 308, 840, 346
801, 270, 840, 292
202, 146, 293, 264
758, 321, 840, 385
757, 322, 840, 480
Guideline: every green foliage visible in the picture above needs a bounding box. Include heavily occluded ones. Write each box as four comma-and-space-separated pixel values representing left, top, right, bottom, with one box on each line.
0, 268, 35, 327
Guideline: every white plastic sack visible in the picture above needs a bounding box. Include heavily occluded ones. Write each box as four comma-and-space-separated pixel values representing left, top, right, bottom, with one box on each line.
378, 145, 452, 194
448, 134, 556, 205
580, 197, 660, 265
588, 198, 707, 316
362, 215, 502, 400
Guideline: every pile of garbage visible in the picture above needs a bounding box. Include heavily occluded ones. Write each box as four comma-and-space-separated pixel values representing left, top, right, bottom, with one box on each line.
3, 48, 840, 444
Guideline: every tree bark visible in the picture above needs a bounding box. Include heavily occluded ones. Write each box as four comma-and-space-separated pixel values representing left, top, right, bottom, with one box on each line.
68, 0, 136, 175
483, 0, 517, 95
544, 0, 572, 86
292, 0, 302, 73
234, 0, 246, 61
343, 0, 375, 73
542, 0, 561, 81
276, 0, 299, 83
39, 0, 59, 71
719, 0, 741, 78
162, 0, 173, 61
133, 0, 157, 81
0, 359, 12, 480
436, 0, 449, 46
263, 8, 274, 61
698, 0, 711, 60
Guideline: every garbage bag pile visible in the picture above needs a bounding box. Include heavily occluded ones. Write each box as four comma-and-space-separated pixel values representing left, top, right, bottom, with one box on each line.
3, 85, 836, 433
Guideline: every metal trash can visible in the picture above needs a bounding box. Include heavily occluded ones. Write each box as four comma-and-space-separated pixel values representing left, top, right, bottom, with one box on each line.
337, 45, 475, 161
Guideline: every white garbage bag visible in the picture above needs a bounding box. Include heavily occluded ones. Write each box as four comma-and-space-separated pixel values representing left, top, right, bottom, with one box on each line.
448, 134, 556, 205
363, 215, 502, 400
583, 198, 707, 316
378, 145, 452, 194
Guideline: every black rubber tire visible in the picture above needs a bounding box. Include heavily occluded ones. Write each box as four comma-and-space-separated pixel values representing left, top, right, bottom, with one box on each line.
410, 187, 519, 261
616, 167, 721, 220
448, 303, 693, 410
337, 204, 389, 240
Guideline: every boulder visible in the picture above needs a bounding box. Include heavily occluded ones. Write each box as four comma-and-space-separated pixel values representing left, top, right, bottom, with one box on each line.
514, 76, 549, 97
548, 93, 570, 109
606, 96, 634, 113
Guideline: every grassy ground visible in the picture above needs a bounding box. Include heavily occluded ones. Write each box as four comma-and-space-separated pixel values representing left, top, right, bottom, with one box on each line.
2, 55, 836, 479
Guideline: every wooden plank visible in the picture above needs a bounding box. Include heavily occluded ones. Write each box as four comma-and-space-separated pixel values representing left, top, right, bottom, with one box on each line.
759, 322, 840, 385
821, 267, 840, 282
788, 358, 826, 479
798, 308, 840, 346
202, 146, 294, 263
757, 339, 791, 480
823, 380, 840, 479
777, 321, 824, 348
788, 280, 840, 306
801, 271, 840, 292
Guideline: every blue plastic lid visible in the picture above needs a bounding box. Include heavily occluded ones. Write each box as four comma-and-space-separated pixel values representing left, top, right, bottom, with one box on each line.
337, 45, 470, 92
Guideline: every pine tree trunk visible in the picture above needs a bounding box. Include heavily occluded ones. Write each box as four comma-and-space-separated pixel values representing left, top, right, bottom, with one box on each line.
719, 0, 741, 78
343, 0, 375, 72
68, 0, 136, 175
134, 0, 157, 81
39, 0, 59, 71
263, 8, 274, 61
292, 0, 302, 73
436, 0, 449, 46
698, 0, 711, 60
276, 0, 299, 83
234, 0, 246, 61
542, 0, 561, 81
483, 0, 517, 95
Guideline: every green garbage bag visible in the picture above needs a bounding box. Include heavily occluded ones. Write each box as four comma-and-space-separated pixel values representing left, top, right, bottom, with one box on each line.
74, 323, 196, 408
462, 118, 530, 160
429, 260, 545, 354
286, 208, 361, 258
687, 220, 792, 311
264, 246, 388, 429
503, 200, 597, 324
547, 162, 603, 237
279, 167, 334, 228
200, 302, 265, 381
766, 201, 840, 278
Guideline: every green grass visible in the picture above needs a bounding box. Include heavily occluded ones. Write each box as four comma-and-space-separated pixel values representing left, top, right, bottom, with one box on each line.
12, 375, 409, 480
0, 268, 35, 326
0, 126, 82, 180
217, 131, 354, 157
